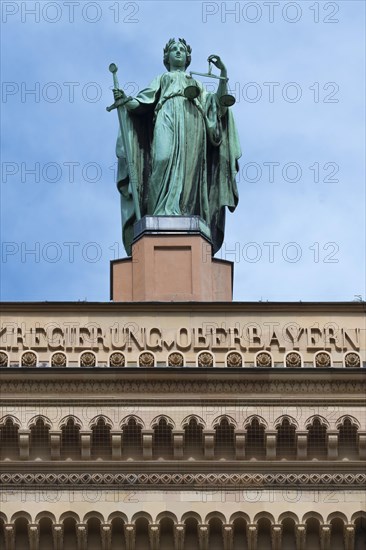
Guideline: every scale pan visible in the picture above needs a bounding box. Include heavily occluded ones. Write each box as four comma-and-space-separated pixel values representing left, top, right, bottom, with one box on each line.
220, 94, 236, 107
184, 85, 200, 100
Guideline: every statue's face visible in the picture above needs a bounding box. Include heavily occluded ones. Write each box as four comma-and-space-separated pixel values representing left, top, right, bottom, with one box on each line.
168, 42, 187, 69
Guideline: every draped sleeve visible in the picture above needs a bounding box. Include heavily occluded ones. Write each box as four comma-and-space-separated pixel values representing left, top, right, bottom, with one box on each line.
198, 84, 241, 254
116, 76, 162, 255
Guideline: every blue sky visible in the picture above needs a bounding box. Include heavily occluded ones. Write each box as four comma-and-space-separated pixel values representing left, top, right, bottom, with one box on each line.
1, 0, 365, 302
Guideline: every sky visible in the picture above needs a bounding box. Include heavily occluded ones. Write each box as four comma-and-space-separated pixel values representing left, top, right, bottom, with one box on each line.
1, 0, 365, 302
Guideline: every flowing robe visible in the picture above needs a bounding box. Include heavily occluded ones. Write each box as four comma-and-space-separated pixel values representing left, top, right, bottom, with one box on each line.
116, 70, 241, 255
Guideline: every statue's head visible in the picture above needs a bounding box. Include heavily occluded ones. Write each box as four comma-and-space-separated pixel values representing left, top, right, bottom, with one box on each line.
163, 38, 192, 70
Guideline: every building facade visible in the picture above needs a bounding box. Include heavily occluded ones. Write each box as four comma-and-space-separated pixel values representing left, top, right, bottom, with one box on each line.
0, 300, 365, 549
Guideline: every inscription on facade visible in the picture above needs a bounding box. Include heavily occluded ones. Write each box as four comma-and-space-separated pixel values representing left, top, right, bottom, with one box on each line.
0, 323, 360, 352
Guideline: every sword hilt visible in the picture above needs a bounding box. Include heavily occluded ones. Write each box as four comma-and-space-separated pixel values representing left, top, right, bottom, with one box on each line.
106, 96, 133, 112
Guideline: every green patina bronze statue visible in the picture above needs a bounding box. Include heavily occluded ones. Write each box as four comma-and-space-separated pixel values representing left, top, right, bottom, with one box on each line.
108, 38, 241, 256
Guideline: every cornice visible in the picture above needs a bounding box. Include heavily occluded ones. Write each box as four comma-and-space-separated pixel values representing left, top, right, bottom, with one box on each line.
1, 372, 364, 399
0, 300, 365, 315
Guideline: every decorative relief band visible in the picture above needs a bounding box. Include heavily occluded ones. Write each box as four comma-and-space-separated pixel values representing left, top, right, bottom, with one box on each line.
0, 350, 362, 369
0, 380, 364, 395
1, 472, 365, 487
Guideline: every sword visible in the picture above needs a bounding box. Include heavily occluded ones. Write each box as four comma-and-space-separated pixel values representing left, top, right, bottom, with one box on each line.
106, 63, 141, 220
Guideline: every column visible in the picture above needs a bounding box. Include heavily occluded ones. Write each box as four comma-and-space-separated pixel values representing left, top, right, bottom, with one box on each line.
52, 523, 63, 550
124, 523, 135, 550
198, 524, 209, 550
265, 430, 277, 460
246, 524, 257, 550
344, 524, 355, 550
235, 430, 246, 459
18, 429, 30, 460
222, 523, 233, 550
142, 429, 153, 459
320, 524, 331, 550
101, 523, 112, 550
50, 431, 61, 460
111, 431, 122, 459
174, 523, 185, 550
4, 524, 15, 550
327, 431, 338, 460
203, 430, 215, 459
149, 523, 160, 550
80, 431, 91, 460
76, 524, 87, 550
358, 431, 366, 459
295, 524, 306, 550
296, 432, 308, 460
271, 524, 282, 550
173, 430, 184, 459
28, 524, 39, 550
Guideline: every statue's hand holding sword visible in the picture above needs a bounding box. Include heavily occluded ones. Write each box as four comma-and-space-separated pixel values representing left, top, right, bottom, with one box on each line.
106, 63, 141, 220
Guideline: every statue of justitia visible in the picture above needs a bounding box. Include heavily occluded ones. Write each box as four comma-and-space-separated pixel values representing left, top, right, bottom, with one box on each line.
109, 38, 241, 256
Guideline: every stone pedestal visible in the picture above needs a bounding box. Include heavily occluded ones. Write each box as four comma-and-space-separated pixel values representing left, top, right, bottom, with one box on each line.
110, 216, 233, 302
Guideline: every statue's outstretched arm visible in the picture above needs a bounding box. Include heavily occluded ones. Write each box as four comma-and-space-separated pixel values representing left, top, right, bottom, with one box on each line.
113, 88, 140, 111
208, 54, 229, 114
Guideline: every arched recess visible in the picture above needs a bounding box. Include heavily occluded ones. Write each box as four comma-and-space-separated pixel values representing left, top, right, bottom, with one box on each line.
151, 415, 175, 430
302, 512, 324, 524
86, 516, 102, 550
275, 416, 297, 460
89, 415, 113, 430
110, 516, 126, 550
83, 512, 105, 524
253, 512, 275, 525
183, 516, 200, 550
159, 516, 175, 550
28, 415, 52, 430
277, 511, 299, 524
156, 512, 178, 524
152, 417, 174, 459
59, 511, 80, 523
14, 516, 30, 550
121, 416, 143, 460
91, 417, 112, 460
231, 514, 248, 550
60, 417, 81, 460
35, 511, 56, 523
58, 415, 83, 430
326, 512, 348, 524
131, 512, 153, 524
208, 516, 224, 550
182, 414, 205, 430
60, 513, 79, 550
306, 417, 329, 459
120, 415, 145, 429
134, 516, 151, 550
256, 517, 272, 550
38, 516, 54, 550
0, 516, 5, 550
183, 417, 204, 460
337, 416, 359, 460
213, 417, 236, 459
329, 517, 346, 550
244, 416, 266, 459
29, 417, 51, 460
0, 416, 20, 460
281, 516, 297, 550
354, 512, 366, 550
304, 516, 322, 550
